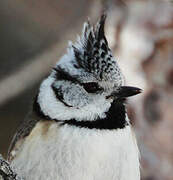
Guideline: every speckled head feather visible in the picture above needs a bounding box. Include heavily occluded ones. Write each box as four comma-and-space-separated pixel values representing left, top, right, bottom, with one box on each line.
71, 14, 123, 84
34, 14, 126, 121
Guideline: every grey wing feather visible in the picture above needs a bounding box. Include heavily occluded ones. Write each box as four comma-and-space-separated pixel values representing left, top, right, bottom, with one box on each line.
7, 112, 39, 162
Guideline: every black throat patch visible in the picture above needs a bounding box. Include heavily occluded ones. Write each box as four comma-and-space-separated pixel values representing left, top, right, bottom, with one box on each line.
33, 95, 128, 130
63, 99, 128, 130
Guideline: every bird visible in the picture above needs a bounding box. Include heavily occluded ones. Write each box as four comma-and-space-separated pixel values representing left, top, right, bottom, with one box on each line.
7, 14, 141, 180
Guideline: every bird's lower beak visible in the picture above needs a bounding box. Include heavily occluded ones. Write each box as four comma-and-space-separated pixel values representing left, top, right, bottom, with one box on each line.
106, 86, 142, 99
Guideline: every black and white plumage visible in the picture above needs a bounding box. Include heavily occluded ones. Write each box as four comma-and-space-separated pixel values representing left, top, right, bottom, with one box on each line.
8, 15, 141, 180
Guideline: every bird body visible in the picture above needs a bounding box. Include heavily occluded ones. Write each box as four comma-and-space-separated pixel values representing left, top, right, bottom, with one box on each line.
10, 119, 139, 180
8, 15, 141, 180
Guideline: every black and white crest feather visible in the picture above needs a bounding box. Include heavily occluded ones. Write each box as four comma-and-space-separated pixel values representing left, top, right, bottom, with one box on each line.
71, 14, 123, 83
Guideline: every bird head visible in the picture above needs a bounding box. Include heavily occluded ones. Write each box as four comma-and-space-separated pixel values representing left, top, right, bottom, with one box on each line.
37, 14, 141, 122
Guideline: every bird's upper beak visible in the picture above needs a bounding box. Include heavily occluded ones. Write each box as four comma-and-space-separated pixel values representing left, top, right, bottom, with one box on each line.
106, 86, 142, 99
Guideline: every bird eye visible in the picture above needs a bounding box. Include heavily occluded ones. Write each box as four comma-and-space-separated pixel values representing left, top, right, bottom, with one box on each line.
82, 82, 103, 93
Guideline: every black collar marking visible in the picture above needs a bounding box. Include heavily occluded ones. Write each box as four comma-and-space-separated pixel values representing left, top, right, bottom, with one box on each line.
63, 99, 128, 130
33, 95, 128, 130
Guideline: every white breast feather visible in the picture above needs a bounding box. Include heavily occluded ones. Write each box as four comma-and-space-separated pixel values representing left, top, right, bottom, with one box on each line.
11, 121, 140, 180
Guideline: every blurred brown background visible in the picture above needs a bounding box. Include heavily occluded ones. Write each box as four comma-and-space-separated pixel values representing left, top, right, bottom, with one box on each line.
0, 0, 173, 180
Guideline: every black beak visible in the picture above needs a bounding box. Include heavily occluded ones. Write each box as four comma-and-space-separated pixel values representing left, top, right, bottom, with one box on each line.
106, 86, 142, 99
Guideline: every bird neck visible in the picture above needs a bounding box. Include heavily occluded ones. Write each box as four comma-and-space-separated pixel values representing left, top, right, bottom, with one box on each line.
63, 99, 128, 130
33, 96, 128, 130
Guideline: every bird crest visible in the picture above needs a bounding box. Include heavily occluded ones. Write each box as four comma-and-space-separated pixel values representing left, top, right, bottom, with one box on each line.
71, 14, 123, 83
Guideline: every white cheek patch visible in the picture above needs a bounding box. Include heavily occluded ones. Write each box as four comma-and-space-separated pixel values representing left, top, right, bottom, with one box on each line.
38, 76, 111, 121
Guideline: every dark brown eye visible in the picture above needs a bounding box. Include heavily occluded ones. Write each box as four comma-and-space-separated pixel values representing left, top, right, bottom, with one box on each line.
82, 82, 103, 93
